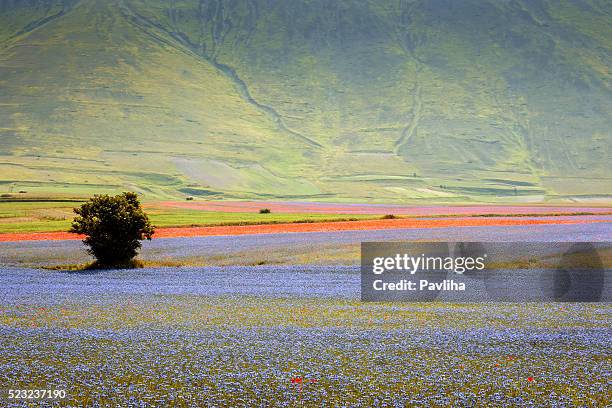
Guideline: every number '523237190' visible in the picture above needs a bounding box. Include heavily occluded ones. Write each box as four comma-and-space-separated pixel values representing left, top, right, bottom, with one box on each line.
7, 389, 66, 399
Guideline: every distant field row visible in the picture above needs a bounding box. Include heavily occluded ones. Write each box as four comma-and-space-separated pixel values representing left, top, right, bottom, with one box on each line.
0, 201, 378, 233
0, 199, 610, 234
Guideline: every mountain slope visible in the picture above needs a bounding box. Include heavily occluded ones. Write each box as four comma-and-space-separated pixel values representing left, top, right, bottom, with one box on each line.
0, 0, 322, 199
0, 0, 610, 202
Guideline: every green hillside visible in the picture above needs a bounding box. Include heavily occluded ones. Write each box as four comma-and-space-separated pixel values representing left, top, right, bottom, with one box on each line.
0, 0, 610, 202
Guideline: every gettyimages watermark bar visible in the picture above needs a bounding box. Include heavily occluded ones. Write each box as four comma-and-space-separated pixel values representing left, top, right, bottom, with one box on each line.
361, 242, 611, 302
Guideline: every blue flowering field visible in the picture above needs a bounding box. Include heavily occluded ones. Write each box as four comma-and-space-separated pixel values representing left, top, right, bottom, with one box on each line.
1, 221, 611, 406
1, 263, 610, 406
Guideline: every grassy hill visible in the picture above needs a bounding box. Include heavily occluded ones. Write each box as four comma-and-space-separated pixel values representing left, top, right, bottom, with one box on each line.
0, 0, 610, 202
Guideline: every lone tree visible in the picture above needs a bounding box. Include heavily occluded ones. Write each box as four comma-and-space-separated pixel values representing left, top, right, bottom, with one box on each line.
71, 192, 154, 267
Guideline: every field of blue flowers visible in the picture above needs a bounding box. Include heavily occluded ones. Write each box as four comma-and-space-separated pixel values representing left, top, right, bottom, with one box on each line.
1, 264, 610, 406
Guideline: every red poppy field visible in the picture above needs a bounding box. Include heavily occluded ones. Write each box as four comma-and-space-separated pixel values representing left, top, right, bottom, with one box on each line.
158, 201, 611, 216
0, 214, 608, 242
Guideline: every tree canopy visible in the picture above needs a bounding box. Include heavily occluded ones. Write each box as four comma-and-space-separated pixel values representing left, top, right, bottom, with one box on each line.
70, 192, 154, 267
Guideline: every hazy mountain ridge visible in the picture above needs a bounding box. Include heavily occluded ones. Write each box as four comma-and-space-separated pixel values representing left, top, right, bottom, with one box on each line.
0, 0, 610, 201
